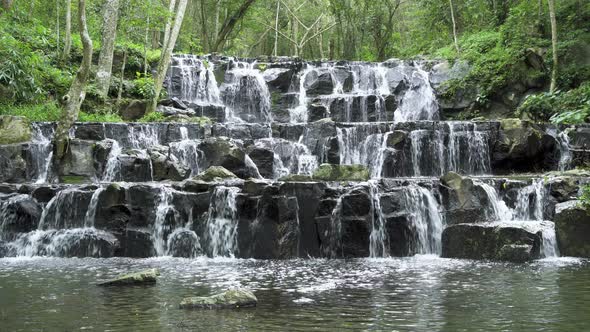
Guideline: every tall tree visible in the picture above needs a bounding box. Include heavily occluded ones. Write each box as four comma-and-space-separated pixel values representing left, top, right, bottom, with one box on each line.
148, 0, 189, 114
55, 0, 93, 160
449, 0, 460, 53
547, 0, 558, 93
95, 0, 121, 99
62, 0, 72, 62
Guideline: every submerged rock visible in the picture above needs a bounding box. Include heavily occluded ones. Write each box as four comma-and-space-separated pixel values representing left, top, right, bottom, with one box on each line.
98, 268, 160, 286
193, 166, 238, 182
554, 201, 590, 257
312, 164, 369, 181
179, 289, 257, 309
441, 223, 542, 262
0, 116, 31, 144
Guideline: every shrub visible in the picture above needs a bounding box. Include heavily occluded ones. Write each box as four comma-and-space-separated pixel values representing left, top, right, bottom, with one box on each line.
138, 111, 166, 122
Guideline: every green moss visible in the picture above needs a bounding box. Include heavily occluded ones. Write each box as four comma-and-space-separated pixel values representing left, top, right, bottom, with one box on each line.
312, 164, 370, 182
193, 166, 237, 182
0, 115, 31, 144
60, 175, 88, 184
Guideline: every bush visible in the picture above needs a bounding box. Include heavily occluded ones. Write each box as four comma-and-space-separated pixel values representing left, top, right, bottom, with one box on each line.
518, 83, 590, 124
0, 102, 62, 121
132, 73, 164, 99
138, 111, 166, 122
580, 185, 590, 210
78, 111, 124, 123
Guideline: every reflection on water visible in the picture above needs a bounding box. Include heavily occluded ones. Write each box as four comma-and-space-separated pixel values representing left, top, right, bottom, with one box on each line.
0, 256, 589, 331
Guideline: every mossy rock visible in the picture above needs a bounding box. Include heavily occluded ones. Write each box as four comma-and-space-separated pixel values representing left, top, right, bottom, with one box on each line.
60, 175, 89, 184
98, 268, 160, 286
555, 201, 590, 257
0, 116, 31, 144
179, 289, 257, 310
312, 164, 369, 181
279, 174, 313, 182
193, 166, 238, 182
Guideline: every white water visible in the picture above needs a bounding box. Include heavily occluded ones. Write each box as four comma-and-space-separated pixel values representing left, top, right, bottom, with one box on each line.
31, 123, 55, 183
153, 186, 175, 256
394, 64, 439, 122
168, 54, 221, 104
84, 187, 105, 228
402, 185, 444, 255
205, 186, 241, 257
369, 181, 388, 257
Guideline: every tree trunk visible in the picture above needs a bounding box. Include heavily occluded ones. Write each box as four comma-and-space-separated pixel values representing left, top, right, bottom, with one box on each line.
212, 0, 256, 52
449, 0, 460, 53
199, 0, 209, 52
273, 0, 279, 57
62, 0, 72, 62
55, 0, 93, 160
96, 0, 121, 99
213, 0, 221, 47
548, 0, 558, 93
117, 49, 128, 106
148, 0, 189, 114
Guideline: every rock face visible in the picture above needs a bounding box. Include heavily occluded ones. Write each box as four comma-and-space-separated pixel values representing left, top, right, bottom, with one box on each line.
554, 201, 590, 257
442, 223, 542, 262
98, 269, 160, 286
0, 116, 31, 144
179, 289, 257, 309
192, 166, 237, 182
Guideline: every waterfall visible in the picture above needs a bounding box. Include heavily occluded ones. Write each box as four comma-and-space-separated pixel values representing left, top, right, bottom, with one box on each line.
401, 185, 444, 255
221, 60, 272, 123
205, 186, 240, 257
475, 180, 559, 257
102, 139, 122, 182
31, 123, 54, 183
152, 186, 175, 256
289, 64, 314, 123
336, 125, 392, 177
369, 181, 388, 257
324, 192, 344, 258
84, 187, 105, 228
167, 54, 221, 104
169, 127, 201, 176
394, 64, 439, 122
256, 138, 318, 178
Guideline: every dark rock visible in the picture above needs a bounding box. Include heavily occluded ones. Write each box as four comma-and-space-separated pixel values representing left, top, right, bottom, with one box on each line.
121, 100, 148, 121
248, 148, 274, 179
312, 164, 369, 181
74, 123, 106, 140
117, 228, 155, 258
159, 97, 188, 110
118, 149, 153, 182
58, 139, 98, 182
149, 146, 190, 181
198, 138, 257, 179
167, 229, 202, 258
192, 166, 238, 182
0, 144, 27, 183
31, 186, 59, 203
0, 194, 42, 240
157, 105, 195, 117
441, 223, 542, 262
304, 71, 334, 96
554, 201, 590, 257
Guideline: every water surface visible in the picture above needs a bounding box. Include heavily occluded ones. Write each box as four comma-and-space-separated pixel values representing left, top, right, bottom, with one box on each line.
1, 256, 589, 331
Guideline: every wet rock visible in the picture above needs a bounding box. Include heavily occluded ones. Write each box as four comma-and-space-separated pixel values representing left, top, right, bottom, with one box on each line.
198, 138, 256, 179
0, 194, 42, 240
98, 268, 160, 286
193, 166, 238, 182
0, 116, 31, 144
117, 228, 155, 258
248, 148, 274, 179
548, 177, 580, 202
31, 186, 59, 203
188, 103, 226, 122
149, 146, 190, 181
74, 123, 106, 140
554, 201, 590, 257
55, 229, 119, 258
0, 144, 27, 183
440, 172, 493, 224
312, 164, 369, 181
279, 174, 313, 182
263, 67, 295, 93
157, 105, 195, 117
304, 71, 334, 96
118, 149, 153, 182
58, 139, 98, 182
308, 103, 329, 122
179, 289, 257, 309
94, 183, 130, 233
167, 229, 202, 258
441, 223, 542, 262
492, 119, 557, 173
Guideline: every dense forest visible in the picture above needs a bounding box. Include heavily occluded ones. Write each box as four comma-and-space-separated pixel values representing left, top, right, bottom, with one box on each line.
0, 0, 588, 125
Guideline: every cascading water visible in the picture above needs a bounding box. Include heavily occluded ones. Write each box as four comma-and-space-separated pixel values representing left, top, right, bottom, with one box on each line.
167, 54, 221, 104
394, 63, 439, 122
221, 60, 272, 123
400, 185, 444, 255
152, 186, 175, 256
30, 123, 55, 183
169, 127, 201, 176
474, 179, 559, 257
205, 186, 240, 257
369, 181, 388, 257
337, 125, 392, 178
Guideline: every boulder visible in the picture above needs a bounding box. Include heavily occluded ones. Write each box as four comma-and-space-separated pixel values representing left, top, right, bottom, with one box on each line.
248, 148, 274, 179
198, 138, 256, 179
554, 201, 590, 257
159, 97, 188, 110
58, 139, 98, 182
193, 166, 238, 182
0, 194, 42, 240
149, 146, 190, 181
120, 100, 147, 121
304, 71, 334, 96
98, 268, 160, 286
441, 223, 542, 262
312, 164, 369, 181
157, 105, 195, 117
0, 116, 31, 144
117, 149, 153, 182
166, 229, 202, 258
0, 144, 27, 183
179, 289, 257, 309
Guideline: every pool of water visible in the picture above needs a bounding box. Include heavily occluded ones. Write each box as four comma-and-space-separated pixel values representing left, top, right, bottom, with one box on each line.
0, 256, 589, 331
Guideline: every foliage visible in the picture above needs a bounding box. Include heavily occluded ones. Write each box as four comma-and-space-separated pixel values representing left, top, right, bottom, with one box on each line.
517, 83, 590, 123
138, 111, 166, 123
0, 102, 62, 122
132, 73, 160, 99
78, 111, 124, 123
580, 186, 590, 211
